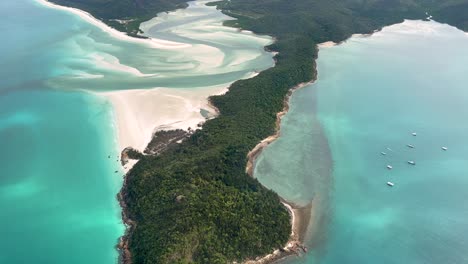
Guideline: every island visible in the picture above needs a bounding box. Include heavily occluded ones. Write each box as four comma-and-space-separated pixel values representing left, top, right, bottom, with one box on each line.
47, 0, 468, 263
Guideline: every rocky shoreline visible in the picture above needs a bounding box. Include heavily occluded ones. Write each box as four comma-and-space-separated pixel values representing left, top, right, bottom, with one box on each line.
117, 128, 193, 264
117, 177, 134, 264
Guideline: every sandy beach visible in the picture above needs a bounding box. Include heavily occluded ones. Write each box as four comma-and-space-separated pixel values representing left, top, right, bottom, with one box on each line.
241, 200, 313, 264
36, 0, 272, 157
100, 85, 229, 153
317, 41, 337, 48
35, 0, 190, 50
243, 77, 318, 263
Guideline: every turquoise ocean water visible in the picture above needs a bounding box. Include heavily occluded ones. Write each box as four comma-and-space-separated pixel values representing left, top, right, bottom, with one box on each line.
0, 0, 272, 263
255, 20, 468, 264
1, 1, 124, 263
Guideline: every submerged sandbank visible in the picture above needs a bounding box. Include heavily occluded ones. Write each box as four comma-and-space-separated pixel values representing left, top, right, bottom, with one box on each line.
37, 0, 274, 156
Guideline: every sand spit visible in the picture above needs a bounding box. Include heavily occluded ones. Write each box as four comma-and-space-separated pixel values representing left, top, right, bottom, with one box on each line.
35, 0, 189, 50
100, 85, 228, 153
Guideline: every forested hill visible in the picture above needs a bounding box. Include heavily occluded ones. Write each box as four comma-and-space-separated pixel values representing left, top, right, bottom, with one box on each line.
48, 0, 190, 35
214, 0, 468, 42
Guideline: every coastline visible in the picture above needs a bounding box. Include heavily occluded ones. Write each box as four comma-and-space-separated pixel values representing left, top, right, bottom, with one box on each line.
243, 28, 391, 263
36, 1, 283, 263
34, 0, 189, 50
37, 0, 271, 165
242, 20, 439, 263
243, 71, 317, 263
117, 175, 135, 264
35, 0, 318, 263
111, 84, 230, 263
99, 85, 228, 154
316, 31, 378, 49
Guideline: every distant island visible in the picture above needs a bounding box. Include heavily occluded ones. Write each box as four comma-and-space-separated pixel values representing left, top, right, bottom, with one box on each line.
47, 0, 468, 263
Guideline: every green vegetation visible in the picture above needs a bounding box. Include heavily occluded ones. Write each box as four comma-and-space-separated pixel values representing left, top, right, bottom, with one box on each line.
426, 1, 468, 30
122, 1, 468, 262
120, 1, 426, 263
49, 0, 468, 263
48, 0, 190, 35
48, 0, 468, 36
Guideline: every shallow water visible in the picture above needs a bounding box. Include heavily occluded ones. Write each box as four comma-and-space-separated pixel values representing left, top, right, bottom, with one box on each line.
42, 0, 274, 91
0, 0, 273, 263
255, 20, 468, 264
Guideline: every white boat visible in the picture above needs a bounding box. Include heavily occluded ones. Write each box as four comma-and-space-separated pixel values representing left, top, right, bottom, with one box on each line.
387, 165, 393, 170
412, 132, 417, 136
407, 144, 415, 148
407, 161, 416, 165
387, 182, 394, 187
381, 152, 387, 155
442, 147, 448, 151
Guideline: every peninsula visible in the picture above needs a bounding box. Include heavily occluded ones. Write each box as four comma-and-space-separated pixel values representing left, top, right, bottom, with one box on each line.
47, 0, 468, 263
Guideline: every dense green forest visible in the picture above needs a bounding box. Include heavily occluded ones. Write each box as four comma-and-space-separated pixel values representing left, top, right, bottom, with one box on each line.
49, 0, 468, 263
49, 0, 468, 36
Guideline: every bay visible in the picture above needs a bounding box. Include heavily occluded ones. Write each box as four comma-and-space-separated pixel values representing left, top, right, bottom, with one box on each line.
255, 20, 468, 264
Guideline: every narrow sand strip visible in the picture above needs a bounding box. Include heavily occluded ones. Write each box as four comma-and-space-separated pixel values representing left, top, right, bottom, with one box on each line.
35, 0, 190, 50
244, 80, 316, 264
317, 41, 337, 48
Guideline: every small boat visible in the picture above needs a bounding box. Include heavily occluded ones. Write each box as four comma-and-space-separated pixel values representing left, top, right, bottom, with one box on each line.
381, 152, 387, 155
407, 144, 415, 148
407, 161, 416, 165
412, 132, 417, 136
387, 165, 393, 170
442, 147, 448, 151
387, 182, 394, 187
